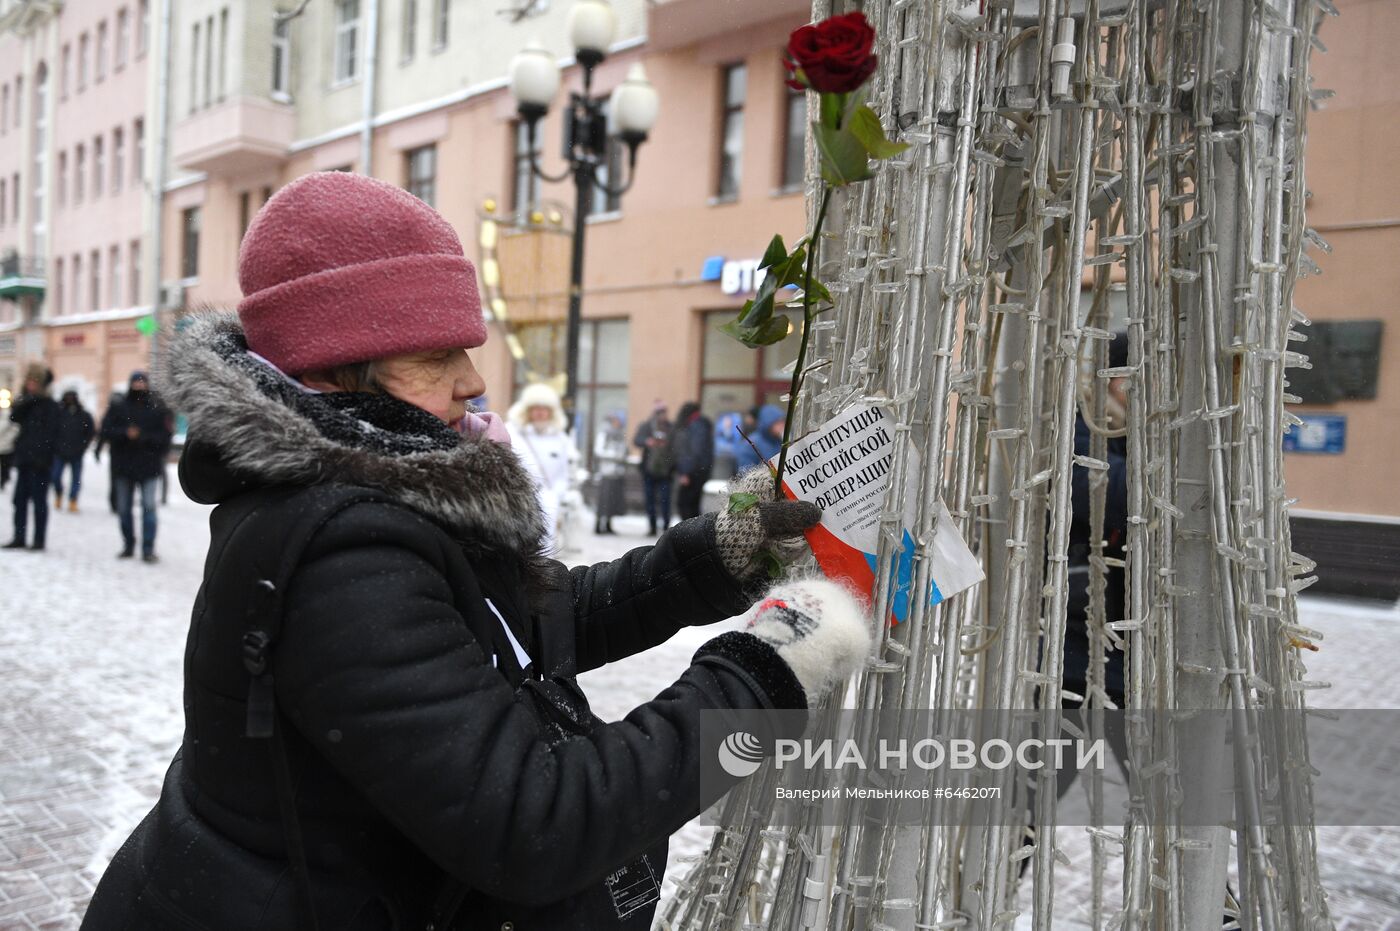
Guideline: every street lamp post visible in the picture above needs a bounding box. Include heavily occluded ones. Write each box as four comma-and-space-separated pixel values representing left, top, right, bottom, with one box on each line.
508, 0, 658, 428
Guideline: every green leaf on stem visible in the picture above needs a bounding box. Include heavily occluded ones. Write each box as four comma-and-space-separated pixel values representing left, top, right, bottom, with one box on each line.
760, 549, 786, 580
728, 491, 761, 514
849, 105, 911, 160
814, 121, 873, 186
760, 234, 788, 270
719, 313, 791, 349
844, 86, 872, 124
805, 278, 832, 305
772, 246, 809, 289
751, 314, 793, 346
717, 318, 758, 346
735, 292, 770, 327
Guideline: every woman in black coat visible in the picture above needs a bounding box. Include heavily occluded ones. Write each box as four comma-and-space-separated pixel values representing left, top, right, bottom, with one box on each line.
81, 172, 869, 930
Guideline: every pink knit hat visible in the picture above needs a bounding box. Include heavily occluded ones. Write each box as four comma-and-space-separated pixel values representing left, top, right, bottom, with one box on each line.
237, 171, 486, 375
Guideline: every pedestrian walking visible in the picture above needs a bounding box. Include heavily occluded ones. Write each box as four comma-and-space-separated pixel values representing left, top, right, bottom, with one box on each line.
592, 411, 628, 534
633, 400, 674, 534
51, 390, 95, 512
671, 400, 715, 522
712, 409, 748, 480
506, 381, 575, 554
735, 403, 784, 473
100, 371, 174, 562
4, 364, 60, 552
0, 400, 17, 491
80, 170, 870, 931
93, 390, 126, 514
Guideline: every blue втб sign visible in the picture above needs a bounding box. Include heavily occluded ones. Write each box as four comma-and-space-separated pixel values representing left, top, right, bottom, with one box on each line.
1283, 414, 1346, 454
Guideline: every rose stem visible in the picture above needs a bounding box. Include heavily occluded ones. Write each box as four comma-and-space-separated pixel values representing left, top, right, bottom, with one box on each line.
773, 185, 833, 498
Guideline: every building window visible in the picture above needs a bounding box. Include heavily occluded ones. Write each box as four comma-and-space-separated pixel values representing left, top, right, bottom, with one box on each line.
90, 249, 101, 312
129, 238, 141, 305
401, 0, 417, 62
61, 45, 71, 98
700, 308, 801, 416
31, 64, 46, 239
57, 151, 66, 206
8, 172, 16, 223
116, 9, 131, 70
113, 128, 125, 193
217, 8, 228, 101
0, 177, 6, 226
110, 245, 122, 309
13, 76, 21, 129
781, 83, 806, 191
53, 257, 63, 313
238, 190, 251, 242
139, 0, 149, 57
334, 0, 361, 85
511, 319, 631, 466
189, 21, 200, 112
431, 0, 448, 50
717, 63, 746, 200
405, 144, 436, 206
93, 135, 105, 197
511, 120, 539, 220
72, 254, 82, 312
574, 318, 631, 466
74, 145, 85, 202
1, 84, 8, 134
204, 14, 214, 107
588, 103, 622, 217
271, 19, 291, 99
79, 33, 89, 91
181, 206, 201, 279
133, 117, 144, 184
97, 21, 109, 82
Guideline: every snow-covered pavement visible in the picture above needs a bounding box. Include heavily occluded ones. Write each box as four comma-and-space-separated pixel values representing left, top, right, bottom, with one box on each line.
2, 452, 1398, 928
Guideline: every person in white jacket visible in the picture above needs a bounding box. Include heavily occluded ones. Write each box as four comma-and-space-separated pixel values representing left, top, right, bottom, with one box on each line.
506, 382, 577, 553
0, 403, 18, 491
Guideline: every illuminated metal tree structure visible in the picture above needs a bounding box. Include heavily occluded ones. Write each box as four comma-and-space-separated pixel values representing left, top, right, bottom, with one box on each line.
662, 0, 1335, 927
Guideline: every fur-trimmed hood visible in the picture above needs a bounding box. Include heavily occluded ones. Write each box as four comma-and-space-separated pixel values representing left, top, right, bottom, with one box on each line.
508, 381, 568, 433
161, 311, 546, 559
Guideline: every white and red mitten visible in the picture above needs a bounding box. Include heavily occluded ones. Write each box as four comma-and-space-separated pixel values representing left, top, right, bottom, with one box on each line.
744, 579, 871, 700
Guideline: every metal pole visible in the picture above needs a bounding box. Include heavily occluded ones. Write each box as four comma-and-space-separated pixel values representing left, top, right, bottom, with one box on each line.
563, 156, 592, 427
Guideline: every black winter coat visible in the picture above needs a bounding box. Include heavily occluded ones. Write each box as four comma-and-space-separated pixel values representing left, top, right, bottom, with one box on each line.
9, 392, 60, 470
55, 403, 96, 459
100, 393, 174, 480
671, 416, 714, 478
81, 313, 807, 931
1063, 416, 1127, 698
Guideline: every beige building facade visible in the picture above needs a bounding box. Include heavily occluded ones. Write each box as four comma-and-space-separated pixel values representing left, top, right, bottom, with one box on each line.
162, 0, 813, 456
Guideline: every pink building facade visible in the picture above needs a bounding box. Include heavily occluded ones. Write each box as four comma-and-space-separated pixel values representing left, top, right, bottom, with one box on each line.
0, 0, 158, 411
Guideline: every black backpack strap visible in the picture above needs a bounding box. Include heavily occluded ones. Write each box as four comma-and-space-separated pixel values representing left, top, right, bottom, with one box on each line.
231, 484, 388, 931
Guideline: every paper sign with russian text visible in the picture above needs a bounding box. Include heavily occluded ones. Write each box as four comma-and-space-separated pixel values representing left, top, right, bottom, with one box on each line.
777, 402, 984, 621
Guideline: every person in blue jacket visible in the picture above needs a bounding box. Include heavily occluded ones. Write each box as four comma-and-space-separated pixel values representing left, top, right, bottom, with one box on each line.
735, 404, 785, 473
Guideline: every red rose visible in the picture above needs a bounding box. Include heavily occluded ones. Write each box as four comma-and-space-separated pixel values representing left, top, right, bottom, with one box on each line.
785, 12, 878, 95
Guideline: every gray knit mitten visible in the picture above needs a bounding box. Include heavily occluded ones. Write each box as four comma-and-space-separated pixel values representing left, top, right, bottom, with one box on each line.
745, 579, 871, 700
715, 467, 822, 582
